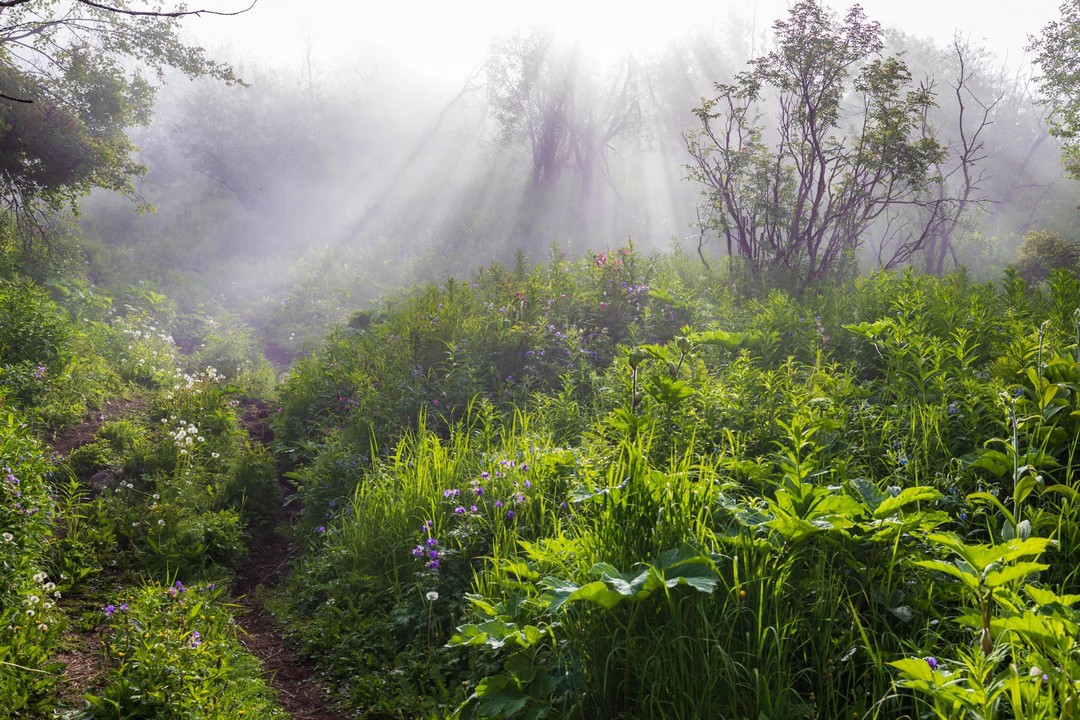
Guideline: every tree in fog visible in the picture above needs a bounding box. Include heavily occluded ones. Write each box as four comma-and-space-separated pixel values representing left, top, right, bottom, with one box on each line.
685, 0, 979, 289
0, 1, 244, 248
1031, 0, 1080, 179
895, 30, 1073, 273
485, 31, 642, 195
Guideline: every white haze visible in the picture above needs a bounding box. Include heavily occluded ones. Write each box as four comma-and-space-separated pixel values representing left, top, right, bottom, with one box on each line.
190, 0, 1061, 82
74, 0, 1077, 358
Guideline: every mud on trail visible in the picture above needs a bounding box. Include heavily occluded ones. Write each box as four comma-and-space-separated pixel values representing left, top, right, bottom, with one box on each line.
49, 396, 340, 720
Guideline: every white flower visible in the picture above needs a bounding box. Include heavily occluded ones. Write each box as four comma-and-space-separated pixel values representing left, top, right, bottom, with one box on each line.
43, 582, 54, 592
32, 572, 46, 584
37, 623, 47, 632
426, 591, 439, 602
1, 532, 12, 542
158, 519, 165, 526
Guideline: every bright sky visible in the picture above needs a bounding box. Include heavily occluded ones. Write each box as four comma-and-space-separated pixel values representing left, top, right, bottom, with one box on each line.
190, 0, 1063, 81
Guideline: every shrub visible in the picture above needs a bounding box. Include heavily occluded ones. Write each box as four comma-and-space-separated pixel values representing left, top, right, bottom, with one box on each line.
88, 580, 288, 719
1015, 228, 1078, 283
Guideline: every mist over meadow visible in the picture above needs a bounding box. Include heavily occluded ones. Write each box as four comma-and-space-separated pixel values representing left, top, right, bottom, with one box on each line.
3, 1, 1080, 718
75, 4, 1079, 358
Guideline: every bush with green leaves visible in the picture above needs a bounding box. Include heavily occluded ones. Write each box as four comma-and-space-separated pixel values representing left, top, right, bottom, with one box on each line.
271, 261, 1080, 720
87, 580, 288, 719
0, 277, 119, 428
273, 243, 686, 464
0, 411, 64, 714
89, 367, 258, 575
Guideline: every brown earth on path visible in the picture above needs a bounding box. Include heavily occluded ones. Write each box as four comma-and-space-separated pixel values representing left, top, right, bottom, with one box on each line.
48, 393, 342, 719
47, 396, 147, 459
232, 399, 341, 720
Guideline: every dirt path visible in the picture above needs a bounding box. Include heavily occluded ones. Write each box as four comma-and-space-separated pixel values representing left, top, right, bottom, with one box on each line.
232, 531, 339, 720
49, 396, 340, 719
232, 398, 341, 720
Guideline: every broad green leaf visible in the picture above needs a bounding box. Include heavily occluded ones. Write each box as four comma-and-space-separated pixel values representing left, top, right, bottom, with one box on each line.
541, 578, 582, 611
470, 674, 529, 717
912, 559, 980, 589
693, 329, 746, 349
1026, 585, 1080, 608
890, 657, 936, 682
965, 450, 1010, 478
448, 624, 491, 648
851, 477, 886, 511
465, 594, 502, 618
984, 562, 1048, 588
502, 561, 539, 582
563, 581, 625, 609
655, 560, 721, 594
873, 486, 942, 519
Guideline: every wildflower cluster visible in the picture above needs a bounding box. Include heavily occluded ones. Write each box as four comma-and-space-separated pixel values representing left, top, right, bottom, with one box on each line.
414, 460, 539, 575
93, 580, 286, 718
17, 572, 60, 634
167, 419, 205, 453
116, 316, 179, 385
412, 520, 441, 571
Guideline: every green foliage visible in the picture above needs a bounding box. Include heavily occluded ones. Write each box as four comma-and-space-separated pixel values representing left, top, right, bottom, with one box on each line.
86, 580, 288, 719
686, 0, 946, 288
268, 258, 1080, 720
1031, 0, 1080, 179
1015, 229, 1079, 283
274, 243, 677, 461
0, 0, 241, 242
0, 411, 64, 713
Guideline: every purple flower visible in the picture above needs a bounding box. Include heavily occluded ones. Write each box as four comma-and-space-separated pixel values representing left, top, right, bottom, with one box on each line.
475, 486, 484, 496
426, 537, 438, 548
428, 549, 439, 559
925, 656, 939, 670
443, 489, 460, 499
316, 525, 326, 533
481, 471, 490, 479
191, 630, 201, 648
104, 604, 116, 617
426, 559, 440, 570
519, 463, 528, 472
412, 545, 425, 557
506, 510, 516, 519
175, 580, 185, 594
454, 506, 466, 514
469, 505, 478, 513
118, 603, 128, 612
494, 500, 504, 509
524, 480, 532, 489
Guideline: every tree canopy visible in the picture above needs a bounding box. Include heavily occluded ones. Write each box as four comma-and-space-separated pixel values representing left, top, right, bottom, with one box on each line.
1031, 0, 1080, 179
685, 0, 967, 289
0, 0, 246, 246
